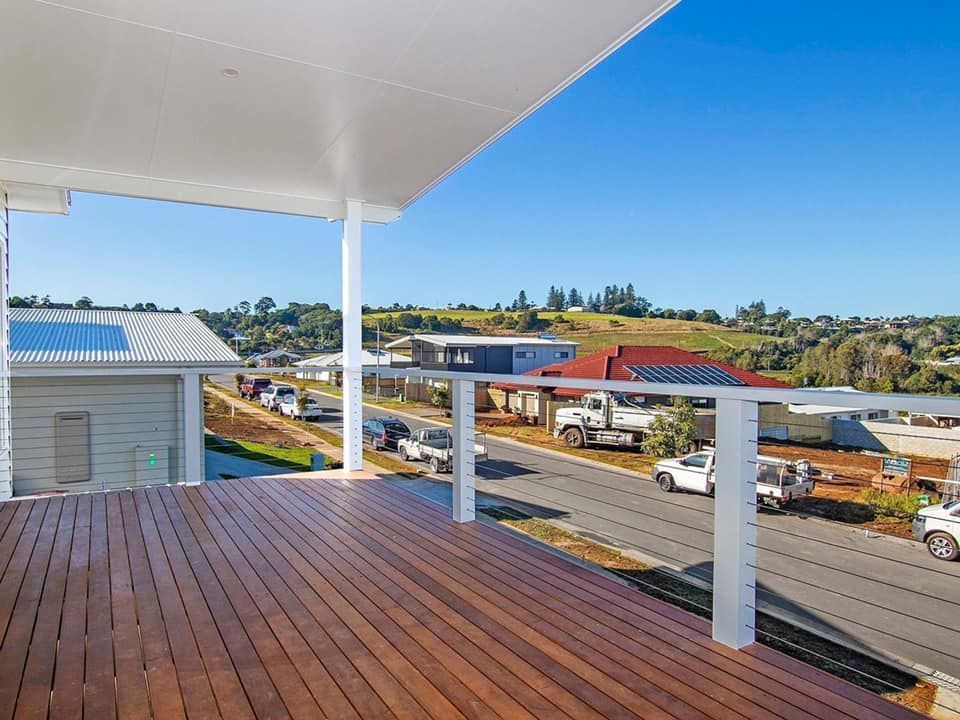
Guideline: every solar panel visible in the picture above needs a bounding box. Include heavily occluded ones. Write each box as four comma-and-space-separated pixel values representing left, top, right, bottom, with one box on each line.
625, 364, 746, 386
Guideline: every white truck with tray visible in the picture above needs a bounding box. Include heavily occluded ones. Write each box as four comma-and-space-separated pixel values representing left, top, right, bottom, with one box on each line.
653, 449, 815, 507
398, 426, 488, 474
553, 391, 666, 449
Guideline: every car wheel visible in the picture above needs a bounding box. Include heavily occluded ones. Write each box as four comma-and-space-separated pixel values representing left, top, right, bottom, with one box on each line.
564, 428, 585, 448
657, 473, 675, 492
430, 457, 441, 473
927, 532, 959, 561
399, 448, 409, 461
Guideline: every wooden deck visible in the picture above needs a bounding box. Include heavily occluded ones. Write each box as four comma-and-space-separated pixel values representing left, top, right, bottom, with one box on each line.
0, 472, 923, 720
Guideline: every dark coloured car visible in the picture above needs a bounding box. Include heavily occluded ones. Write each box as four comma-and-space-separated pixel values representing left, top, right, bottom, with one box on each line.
362, 417, 411, 451
239, 376, 272, 400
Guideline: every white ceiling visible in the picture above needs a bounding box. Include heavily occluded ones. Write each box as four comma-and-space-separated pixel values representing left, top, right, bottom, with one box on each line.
0, 0, 677, 221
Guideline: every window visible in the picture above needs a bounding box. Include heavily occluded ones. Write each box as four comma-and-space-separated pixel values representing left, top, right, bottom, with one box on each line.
515, 351, 536, 359
553, 351, 569, 359
849, 414, 861, 421
448, 349, 473, 364
867, 412, 879, 420
683, 453, 710, 469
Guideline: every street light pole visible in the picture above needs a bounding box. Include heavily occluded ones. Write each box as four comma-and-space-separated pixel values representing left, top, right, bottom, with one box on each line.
375, 320, 381, 403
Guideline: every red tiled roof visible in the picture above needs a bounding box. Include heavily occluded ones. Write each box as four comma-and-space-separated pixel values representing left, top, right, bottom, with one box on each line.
495, 345, 791, 396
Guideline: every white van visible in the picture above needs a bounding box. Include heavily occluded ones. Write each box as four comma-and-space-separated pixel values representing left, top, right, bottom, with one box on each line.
913, 501, 960, 561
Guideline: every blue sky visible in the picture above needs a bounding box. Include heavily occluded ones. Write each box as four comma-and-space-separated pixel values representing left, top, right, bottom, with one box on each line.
10, 1, 959, 318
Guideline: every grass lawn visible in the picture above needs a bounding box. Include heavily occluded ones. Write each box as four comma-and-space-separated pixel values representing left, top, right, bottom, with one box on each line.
205, 435, 315, 471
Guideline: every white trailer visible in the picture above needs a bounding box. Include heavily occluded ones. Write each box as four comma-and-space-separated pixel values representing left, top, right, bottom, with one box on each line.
553, 391, 666, 448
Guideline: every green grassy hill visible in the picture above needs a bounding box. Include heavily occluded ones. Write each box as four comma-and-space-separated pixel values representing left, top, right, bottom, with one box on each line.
364, 309, 774, 354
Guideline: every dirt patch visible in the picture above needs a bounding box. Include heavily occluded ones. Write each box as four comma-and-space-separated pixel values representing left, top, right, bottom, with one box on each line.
204, 389, 338, 457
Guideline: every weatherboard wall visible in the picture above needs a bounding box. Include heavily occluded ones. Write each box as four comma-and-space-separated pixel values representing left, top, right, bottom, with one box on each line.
11, 375, 184, 495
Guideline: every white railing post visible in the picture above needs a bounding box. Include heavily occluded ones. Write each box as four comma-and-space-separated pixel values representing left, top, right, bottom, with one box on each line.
0, 189, 11, 500
712, 397, 758, 649
341, 199, 364, 472
452, 379, 476, 522
182, 372, 203, 483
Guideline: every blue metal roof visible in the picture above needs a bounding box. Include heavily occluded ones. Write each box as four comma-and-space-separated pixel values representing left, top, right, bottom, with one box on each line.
11, 321, 130, 354
9, 308, 241, 367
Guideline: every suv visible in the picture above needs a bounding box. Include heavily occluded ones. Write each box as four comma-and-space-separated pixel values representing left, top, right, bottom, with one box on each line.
913, 501, 960, 561
259, 384, 296, 411
239, 377, 272, 400
362, 417, 411, 450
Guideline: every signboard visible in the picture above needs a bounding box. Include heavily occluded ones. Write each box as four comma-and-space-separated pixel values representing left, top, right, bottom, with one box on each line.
881, 456, 912, 478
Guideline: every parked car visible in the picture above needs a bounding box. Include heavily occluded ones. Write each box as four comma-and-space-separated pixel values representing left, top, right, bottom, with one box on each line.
278, 395, 323, 421
259, 384, 296, 411
398, 427, 488, 473
653, 449, 815, 507
239, 376, 272, 400
362, 417, 411, 450
913, 501, 960, 561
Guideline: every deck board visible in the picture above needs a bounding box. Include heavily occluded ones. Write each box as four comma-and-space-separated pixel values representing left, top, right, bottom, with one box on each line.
0, 474, 927, 720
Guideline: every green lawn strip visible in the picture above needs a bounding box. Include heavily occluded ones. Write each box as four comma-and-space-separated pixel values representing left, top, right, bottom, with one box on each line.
205, 435, 314, 471
480, 506, 923, 703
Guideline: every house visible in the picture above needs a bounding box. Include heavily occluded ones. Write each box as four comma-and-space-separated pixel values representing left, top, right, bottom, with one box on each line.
492, 345, 789, 424
9, 308, 241, 496
294, 348, 409, 383
387, 333, 578, 404
250, 348, 303, 367
386, 334, 577, 374
759, 386, 891, 442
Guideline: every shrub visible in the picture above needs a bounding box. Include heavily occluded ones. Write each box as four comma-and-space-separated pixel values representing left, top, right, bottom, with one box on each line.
641, 398, 697, 457
429, 385, 449, 409
858, 489, 922, 520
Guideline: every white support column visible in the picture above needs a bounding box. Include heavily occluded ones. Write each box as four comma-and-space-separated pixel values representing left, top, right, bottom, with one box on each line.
712, 398, 758, 649
452, 379, 476, 523
341, 199, 364, 472
0, 190, 11, 500
182, 372, 203, 483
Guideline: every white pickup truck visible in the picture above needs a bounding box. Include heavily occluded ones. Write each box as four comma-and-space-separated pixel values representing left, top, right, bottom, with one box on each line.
653, 449, 815, 507
398, 427, 488, 474
912, 501, 960, 561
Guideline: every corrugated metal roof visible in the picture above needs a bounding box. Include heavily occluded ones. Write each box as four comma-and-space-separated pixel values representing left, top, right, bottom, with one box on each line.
385, 334, 579, 348
10, 308, 241, 367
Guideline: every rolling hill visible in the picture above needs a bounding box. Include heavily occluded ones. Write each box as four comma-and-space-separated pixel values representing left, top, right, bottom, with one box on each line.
363, 309, 774, 354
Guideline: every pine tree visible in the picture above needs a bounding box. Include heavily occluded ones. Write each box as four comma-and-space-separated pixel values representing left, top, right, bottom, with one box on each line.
567, 288, 582, 307
516, 289, 529, 310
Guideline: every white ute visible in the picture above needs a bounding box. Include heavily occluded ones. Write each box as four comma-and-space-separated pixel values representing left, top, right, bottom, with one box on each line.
398, 427, 488, 474
653, 449, 815, 507
913, 501, 960, 561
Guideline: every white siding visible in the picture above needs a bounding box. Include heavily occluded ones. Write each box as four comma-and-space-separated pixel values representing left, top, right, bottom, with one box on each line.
511, 343, 577, 374
11, 375, 184, 495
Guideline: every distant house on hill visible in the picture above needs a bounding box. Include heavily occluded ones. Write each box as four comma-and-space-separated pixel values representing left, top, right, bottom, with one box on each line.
249, 348, 303, 367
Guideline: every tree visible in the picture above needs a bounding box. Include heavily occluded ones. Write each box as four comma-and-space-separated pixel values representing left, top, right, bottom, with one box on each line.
515, 290, 529, 311
695, 309, 722, 324
255, 296, 276, 315
143, 302, 158, 312
567, 288, 583, 307
74, 296, 93, 309
429, 384, 449, 409
641, 399, 697, 457
238, 300, 251, 315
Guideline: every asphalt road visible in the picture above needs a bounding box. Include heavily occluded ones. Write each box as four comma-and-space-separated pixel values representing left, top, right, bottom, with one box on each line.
212, 378, 960, 680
